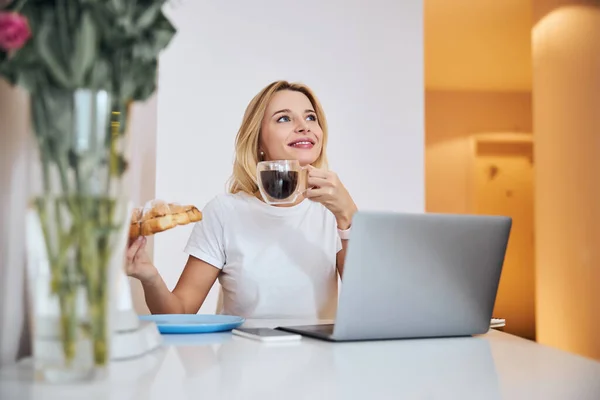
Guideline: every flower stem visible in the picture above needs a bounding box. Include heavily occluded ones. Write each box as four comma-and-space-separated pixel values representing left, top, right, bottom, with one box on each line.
30, 89, 127, 370
58, 287, 77, 364
12, 0, 27, 12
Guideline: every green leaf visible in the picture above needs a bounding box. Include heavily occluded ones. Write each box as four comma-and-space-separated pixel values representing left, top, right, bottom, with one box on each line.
132, 15, 176, 62
110, 0, 127, 14
1, 0, 177, 99
118, 78, 136, 103
86, 5, 114, 40
87, 59, 112, 91
135, 2, 164, 32
31, 89, 76, 156
35, 13, 72, 89
0, 34, 41, 91
131, 61, 158, 102
0, 68, 18, 86
71, 12, 98, 86
16, 68, 45, 93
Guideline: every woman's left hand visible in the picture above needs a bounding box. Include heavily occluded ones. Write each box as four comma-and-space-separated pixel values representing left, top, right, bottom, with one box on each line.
304, 165, 358, 229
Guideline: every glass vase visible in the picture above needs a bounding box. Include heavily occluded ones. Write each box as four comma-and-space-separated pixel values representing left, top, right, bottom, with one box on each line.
25, 89, 131, 383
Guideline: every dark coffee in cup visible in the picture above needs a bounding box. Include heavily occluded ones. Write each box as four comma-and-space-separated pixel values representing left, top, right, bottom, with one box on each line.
256, 160, 306, 205
259, 170, 299, 200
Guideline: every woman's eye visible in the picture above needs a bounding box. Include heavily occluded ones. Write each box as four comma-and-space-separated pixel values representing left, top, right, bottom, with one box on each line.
277, 115, 291, 123
306, 114, 317, 122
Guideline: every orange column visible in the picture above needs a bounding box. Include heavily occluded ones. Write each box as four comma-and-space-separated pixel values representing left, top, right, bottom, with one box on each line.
533, 1, 600, 360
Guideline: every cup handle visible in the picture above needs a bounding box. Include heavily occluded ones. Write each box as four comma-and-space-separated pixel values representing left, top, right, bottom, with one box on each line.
298, 166, 313, 195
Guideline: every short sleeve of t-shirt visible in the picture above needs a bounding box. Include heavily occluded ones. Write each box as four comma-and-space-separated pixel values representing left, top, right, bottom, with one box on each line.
336, 231, 343, 253
183, 197, 226, 269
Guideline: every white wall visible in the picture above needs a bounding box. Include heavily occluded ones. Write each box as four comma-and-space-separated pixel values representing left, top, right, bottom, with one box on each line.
152, 0, 424, 313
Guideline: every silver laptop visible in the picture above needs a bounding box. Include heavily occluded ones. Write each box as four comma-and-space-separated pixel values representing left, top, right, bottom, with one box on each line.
278, 211, 511, 341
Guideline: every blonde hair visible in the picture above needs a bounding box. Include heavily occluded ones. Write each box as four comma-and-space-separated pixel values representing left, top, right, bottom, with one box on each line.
228, 80, 329, 195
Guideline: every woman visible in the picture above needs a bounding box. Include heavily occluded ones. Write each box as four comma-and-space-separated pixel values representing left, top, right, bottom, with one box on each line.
126, 80, 358, 319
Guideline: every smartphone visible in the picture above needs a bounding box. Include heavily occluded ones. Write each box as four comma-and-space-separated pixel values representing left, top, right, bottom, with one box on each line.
231, 327, 302, 342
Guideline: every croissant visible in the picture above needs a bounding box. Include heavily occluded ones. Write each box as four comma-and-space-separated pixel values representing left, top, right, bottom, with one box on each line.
168, 203, 190, 225
141, 202, 170, 221
171, 212, 190, 225
131, 207, 143, 224
187, 207, 202, 222
129, 223, 141, 239
129, 201, 203, 240
168, 203, 188, 214
129, 208, 143, 238
141, 214, 177, 236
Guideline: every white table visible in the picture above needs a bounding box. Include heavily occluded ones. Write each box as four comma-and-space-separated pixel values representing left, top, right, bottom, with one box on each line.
1, 319, 600, 400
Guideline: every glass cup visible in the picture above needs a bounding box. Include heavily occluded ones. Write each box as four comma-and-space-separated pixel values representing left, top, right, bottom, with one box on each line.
256, 160, 308, 205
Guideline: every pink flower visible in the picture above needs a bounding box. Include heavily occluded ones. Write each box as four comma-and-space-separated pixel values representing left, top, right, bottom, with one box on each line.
0, 12, 31, 51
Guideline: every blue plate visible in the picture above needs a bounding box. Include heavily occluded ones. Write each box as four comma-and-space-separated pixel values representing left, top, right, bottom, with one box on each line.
139, 314, 245, 334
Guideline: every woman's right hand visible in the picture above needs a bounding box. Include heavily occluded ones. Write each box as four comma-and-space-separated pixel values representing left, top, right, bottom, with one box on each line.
125, 236, 159, 283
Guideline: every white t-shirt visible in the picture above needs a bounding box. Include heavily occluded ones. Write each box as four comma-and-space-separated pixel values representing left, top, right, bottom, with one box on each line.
184, 192, 342, 319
